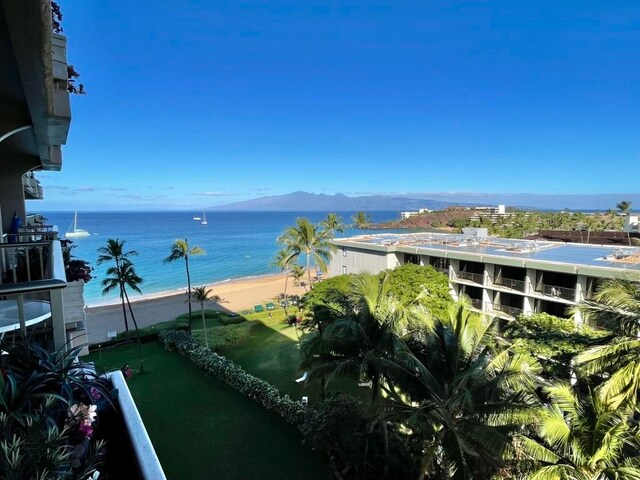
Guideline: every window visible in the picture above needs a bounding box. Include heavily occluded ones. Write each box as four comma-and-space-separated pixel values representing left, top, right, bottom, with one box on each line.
342, 265, 347, 274
342, 248, 347, 257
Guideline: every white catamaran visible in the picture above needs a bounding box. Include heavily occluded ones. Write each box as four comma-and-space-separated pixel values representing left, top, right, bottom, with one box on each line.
201, 212, 208, 225
65, 212, 90, 238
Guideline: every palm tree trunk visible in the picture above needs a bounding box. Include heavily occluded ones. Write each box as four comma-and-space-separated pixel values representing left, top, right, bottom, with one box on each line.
306, 248, 312, 290
119, 283, 129, 334
627, 215, 632, 245
283, 272, 290, 318
185, 255, 192, 333
201, 302, 209, 349
123, 288, 144, 373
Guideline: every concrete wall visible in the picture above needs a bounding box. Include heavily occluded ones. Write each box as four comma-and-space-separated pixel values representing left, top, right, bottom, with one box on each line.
330, 246, 396, 276
0, 167, 27, 235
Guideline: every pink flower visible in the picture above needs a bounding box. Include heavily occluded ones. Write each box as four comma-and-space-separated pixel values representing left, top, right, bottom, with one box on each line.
90, 386, 102, 401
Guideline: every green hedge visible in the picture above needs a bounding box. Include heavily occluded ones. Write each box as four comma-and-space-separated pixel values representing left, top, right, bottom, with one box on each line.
158, 330, 306, 427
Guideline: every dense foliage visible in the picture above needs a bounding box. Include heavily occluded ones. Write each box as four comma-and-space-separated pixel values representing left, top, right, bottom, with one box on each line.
295, 270, 640, 479
0, 344, 114, 479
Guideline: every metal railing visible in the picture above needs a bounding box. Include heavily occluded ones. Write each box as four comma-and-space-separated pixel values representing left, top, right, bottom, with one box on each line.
0, 241, 50, 284
456, 271, 484, 284
492, 277, 525, 292
490, 303, 523, 317
469, 298, 483, 310
535, 284, 576, 301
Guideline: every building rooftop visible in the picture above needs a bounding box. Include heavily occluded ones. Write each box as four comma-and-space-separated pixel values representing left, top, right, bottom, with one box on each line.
334, 232, 640, 275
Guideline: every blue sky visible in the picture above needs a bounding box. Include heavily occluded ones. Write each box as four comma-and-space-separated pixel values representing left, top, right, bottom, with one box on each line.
35, 0, 639, 211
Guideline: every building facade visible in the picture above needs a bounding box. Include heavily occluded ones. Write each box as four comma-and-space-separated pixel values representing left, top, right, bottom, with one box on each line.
330, 232, 640, 324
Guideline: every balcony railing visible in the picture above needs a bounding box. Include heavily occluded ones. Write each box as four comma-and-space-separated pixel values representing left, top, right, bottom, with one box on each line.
433, 266, 449, 275
456, 271, 484, 284
469, 298, 483, 310
535, 284, 576, 301
492, 277, 525, 292
0, 240, 67, 350
490, 303, 523, 317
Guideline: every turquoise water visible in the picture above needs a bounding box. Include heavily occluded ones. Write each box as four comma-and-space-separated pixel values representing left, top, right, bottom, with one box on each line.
39, 211, 400, 305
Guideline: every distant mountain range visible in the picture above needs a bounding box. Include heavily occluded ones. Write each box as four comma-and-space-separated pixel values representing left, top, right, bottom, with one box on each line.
209, 192, 456, 211
210, 191, 640, 212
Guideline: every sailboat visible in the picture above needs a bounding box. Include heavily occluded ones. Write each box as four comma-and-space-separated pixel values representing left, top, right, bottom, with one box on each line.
65, 212, 90, 238
201, 212, 208, 225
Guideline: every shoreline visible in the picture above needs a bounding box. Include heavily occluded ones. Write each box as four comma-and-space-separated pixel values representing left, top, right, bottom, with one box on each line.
85, 271, 286, 308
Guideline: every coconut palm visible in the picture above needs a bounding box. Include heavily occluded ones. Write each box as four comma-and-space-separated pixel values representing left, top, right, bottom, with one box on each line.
164, 238, 205, 333
96, 238, 137, 333
290, 264, 306, 289
583, 216, 601, 244
101, 259, 145, 372
300, 273, 431, 407
352, 211, 371, 231
277, 217, 335, 289
617, 200, 633, 245
574, 278, 640, 409
526, 383, 640, 480
192, 286, 221, 349
321, 213, 345, 234
273, 247, 295, 316
388, 301, 543, 479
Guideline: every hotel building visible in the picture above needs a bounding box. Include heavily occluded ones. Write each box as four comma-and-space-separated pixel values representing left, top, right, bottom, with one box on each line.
329, 229, 640, 324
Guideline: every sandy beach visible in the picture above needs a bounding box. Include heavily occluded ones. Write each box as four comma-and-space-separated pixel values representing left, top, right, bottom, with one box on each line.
85, 273, 307, 344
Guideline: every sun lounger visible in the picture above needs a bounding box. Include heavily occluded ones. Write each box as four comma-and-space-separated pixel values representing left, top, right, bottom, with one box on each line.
266, 302, 275, 310
254, 305, 264, 313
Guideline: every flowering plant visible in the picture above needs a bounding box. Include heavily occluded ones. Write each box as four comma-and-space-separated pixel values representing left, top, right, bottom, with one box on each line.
66, 403, 98, 439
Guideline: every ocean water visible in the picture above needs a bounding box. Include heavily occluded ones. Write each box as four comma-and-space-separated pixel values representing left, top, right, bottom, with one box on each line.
38, 211, 400, 306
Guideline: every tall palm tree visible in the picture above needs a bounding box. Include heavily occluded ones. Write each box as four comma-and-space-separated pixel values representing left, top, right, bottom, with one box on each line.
617, 200, 633, 245
574, 278, 640, 409
277, 218, 335, 289
352, 211, 371, 232
192, 286, 221, 349
388, 301, 542, 479
96, 238, 137, 333
527, 383, 640, 480
101, 259, 145, 372
273, 247, 295, 316
164, 238, 204, 333
321, 213, 345, 234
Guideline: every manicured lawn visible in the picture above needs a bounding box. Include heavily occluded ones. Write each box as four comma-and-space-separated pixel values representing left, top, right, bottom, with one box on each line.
221, 308, 370, 404
88, 342, 329, 480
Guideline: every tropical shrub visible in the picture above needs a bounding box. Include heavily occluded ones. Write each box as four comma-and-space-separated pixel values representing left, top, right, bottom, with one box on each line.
0, 343, 115, 479
383, 263, 452, 319
158, 330, 306, 426
504, 312, 609, 378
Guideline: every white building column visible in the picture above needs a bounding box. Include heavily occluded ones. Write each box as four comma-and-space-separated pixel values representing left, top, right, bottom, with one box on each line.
449, 259, 460, 300
522, 268, 536, 315
51, 288, 67, 351
574, 275, 588, 324
482, 263, 495, 313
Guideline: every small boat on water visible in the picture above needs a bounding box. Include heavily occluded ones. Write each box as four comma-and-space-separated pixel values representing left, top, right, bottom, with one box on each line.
65, 212, 90, 238
201, 212, 208, 225
193, 216, 201, 221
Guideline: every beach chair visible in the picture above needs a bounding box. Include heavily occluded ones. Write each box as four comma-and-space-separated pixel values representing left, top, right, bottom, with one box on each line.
254, 305, 264, 313
266, 302, 275, 310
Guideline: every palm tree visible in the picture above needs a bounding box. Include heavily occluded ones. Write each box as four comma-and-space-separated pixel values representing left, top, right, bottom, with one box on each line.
101, 259, 145, 372
273, 247, 295, 316
583, 215, 601, 244
277, 218, 335, 289
617, 200, 633, 245
574, 278, 640, 408
300, 273, 431, 407
388, 301, 542, 479
290, 264, 306, 290
164, 238, 204, 333
192, 286, 221, 349
527, 383, 640, 480
352, 211, 371, 231
321, 213, 345, 234
96, 238, 138, 333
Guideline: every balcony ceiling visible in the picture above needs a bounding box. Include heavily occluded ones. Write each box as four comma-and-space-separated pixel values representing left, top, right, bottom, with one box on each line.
0, 1, 68, 171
